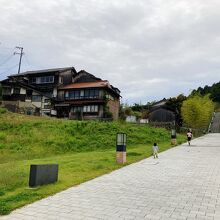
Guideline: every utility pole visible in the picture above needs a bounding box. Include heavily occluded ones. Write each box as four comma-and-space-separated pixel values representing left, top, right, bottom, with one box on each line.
14, 46, 24, 74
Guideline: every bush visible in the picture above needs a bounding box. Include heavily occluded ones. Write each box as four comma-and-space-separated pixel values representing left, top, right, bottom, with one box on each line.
0, 108, 7, 114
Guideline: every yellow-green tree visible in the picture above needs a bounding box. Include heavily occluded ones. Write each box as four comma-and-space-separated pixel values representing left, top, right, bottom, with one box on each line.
181, 95, 214, 129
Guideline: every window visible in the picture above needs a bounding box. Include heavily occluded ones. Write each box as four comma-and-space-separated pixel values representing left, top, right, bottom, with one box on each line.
44, 105, 51, 109
36, 76, 54, 84
44, 99, 50, 103
83, 105, 98, 113
44, 92, 53, 98
92, 105, 98, 112
65, 91, 69, 98
80, 90, 84, 97
69, 90, 80, 99
32, 95, 41, 102
30, 77, 36, 84
74, 90, 80, 99
72, 106, 82, 113
67, 89, 100, 100
13, 87, 20, 94
84, 89, 99, 98
2, 87, 11, 95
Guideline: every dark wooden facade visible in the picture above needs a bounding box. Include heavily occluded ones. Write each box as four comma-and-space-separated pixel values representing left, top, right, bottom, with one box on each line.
148, 99, 176, 123
149, 108, 175, 122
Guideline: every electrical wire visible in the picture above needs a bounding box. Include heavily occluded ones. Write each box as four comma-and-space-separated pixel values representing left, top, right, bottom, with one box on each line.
23, 55, 31, 68
0, 46, 14, 50
23, 54, 42, 70
0, 42, 14, 50
0, 54, 14, 67
0, 64, 18, 76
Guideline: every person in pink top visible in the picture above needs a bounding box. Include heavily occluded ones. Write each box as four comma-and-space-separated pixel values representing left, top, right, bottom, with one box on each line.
186, 129, 193, 145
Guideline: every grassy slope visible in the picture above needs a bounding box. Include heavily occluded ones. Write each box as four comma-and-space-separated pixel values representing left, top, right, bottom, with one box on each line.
0, 111, 185, 215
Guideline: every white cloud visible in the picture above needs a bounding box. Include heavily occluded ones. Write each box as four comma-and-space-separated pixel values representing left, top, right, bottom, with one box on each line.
0, 0, 220, 104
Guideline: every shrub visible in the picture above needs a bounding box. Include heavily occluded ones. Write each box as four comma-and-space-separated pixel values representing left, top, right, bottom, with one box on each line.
0, 108, 7, 114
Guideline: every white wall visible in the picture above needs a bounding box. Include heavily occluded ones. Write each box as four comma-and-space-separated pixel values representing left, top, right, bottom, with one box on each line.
20, 88, 26, 94
31, 101, 42, 108
53, 88, 57, 97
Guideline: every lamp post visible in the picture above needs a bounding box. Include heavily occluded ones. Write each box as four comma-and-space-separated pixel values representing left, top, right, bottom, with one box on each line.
116, 133, 126, 164
171, 129, 177, 145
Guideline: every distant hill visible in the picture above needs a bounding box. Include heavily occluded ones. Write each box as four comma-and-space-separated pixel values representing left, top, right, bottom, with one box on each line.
191, 81, 220, 103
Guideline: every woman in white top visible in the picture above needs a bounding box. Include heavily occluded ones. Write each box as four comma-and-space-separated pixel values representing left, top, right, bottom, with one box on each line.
186, 129, 193, 146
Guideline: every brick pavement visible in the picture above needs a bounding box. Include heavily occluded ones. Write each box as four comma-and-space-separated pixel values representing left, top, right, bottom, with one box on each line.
1, 133, 220, 220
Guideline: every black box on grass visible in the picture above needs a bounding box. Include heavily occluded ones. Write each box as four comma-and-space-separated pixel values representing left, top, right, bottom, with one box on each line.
29, 164, 58, 187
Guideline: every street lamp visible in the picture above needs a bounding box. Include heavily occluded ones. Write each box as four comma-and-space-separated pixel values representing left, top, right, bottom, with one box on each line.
116, 133, 127, 164
171, 129, 177, 145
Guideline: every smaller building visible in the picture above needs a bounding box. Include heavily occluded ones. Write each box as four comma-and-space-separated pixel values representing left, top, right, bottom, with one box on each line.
149, 108, 175, 122
148, 99, 176, 123
126, 115, 137, 123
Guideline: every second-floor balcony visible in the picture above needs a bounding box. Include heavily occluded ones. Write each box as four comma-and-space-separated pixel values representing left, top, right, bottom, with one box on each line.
64, 95, 103, 100
64, 89, 103, 101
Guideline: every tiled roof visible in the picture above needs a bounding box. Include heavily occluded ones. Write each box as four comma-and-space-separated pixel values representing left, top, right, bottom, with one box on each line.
10, 67, 76, 76
59, 80, 111, 89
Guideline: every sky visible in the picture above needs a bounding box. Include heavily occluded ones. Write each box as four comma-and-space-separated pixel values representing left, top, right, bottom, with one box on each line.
0, 0, 220, 104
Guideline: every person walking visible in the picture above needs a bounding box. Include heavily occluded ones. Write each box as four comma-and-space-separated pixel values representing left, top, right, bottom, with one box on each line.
186, 129, 193, 146
152, 143, 159, 159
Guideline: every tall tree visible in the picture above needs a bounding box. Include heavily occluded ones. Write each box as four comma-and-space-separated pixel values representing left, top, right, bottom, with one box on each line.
181, 95, 214, 129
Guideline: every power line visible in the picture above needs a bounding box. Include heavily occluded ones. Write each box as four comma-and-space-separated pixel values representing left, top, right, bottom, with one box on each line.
23, 54, 31, 68
0, 54, 14, 67
0, 42, 14, 50
0, 64, 18, 76
0, 46, 14, 50
23, 54, 42, 70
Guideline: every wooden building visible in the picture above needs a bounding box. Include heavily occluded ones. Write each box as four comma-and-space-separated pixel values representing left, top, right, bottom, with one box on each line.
148, 99, 176, 123
0, 67, 121, 120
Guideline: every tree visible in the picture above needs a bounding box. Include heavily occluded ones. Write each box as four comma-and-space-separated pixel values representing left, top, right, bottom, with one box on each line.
210, 82, 220, 103
190, 81, 220, 103
181, 95, 214, 129
166, 94, 187, 126
131, 103, 143, 112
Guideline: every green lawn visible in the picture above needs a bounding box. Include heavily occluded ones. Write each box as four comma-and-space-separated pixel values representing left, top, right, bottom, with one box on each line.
0, 110, 186, 215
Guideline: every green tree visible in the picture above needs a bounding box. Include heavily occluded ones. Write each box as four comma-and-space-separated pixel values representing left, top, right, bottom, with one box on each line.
181, 95, 214, 129
166, 94, 187, 126
190, 81, 220, 103
210, 82, 220, 102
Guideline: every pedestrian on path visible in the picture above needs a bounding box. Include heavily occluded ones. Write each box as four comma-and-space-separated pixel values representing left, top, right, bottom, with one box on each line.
152, 143, 159, 159
187, 129, 193, 146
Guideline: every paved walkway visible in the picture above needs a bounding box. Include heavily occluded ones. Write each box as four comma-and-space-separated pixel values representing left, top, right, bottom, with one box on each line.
1, 134, 220, 220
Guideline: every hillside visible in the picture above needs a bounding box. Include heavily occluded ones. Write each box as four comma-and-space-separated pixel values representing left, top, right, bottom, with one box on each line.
0, 110, 174, 163
191, 81, 220, 103
0, 110, 185, 215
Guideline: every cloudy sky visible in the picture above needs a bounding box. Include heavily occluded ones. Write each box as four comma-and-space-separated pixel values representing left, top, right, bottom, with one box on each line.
0, 0, 220, 104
